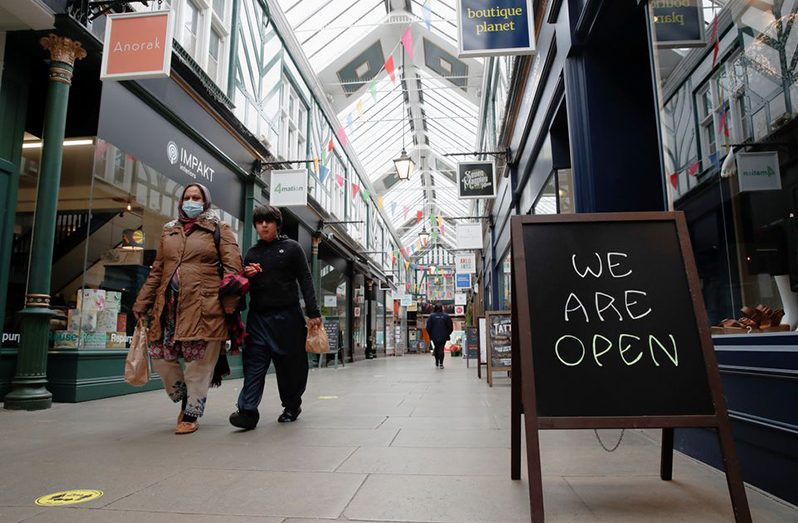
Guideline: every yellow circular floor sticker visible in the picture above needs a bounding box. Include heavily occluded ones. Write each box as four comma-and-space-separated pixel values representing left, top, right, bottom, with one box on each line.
35, 489, 103, 506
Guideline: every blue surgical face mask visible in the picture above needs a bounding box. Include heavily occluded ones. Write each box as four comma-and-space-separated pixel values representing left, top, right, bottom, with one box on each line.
182, 200, 204, 218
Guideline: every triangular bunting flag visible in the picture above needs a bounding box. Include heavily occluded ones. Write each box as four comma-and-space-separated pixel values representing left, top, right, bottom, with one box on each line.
385, 55, 395, 84
669, 172, 679, 190
356, 100, 364, 118
347, 113, 353, 129
687, 161, 701, 177
423, 1, 432, 31
403, 206, 409, 220
336, 174, 345, 188
391, 202, 397, 216
361, 188, 370, 202
417, 210, 422, 223
369, 80, 378, 102
352, 183, 360, 199
337, 127, 347, 147
328, 138, 334, 152
319, 165, 330, 184
321, 148, 327, 165
377, 195, 384, 209
401, 27, 414, 61
313, 157, 320, 174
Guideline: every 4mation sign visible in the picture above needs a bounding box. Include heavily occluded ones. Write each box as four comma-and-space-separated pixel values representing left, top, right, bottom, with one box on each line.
270, 169, 308, 207
457, 160, 496, 199
456, 0, 535, 57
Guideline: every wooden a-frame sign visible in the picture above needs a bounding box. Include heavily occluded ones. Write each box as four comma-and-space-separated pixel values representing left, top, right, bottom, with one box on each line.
509, 212, 751, 522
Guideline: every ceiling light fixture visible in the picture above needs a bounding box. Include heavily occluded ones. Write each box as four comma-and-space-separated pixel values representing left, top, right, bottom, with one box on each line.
393, 46, 415, 181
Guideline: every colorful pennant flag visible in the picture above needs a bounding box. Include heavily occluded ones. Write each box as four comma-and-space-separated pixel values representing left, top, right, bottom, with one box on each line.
356, 100, 364, 119
361, 188, 370, 202
313, 157, 320, 174
352, 182, 360, 199
321, 148, 327, 165
403, 206, 409, 220
669, 172, 679, 190
337, 127, 347, 147
377, 195, 384, 209
687, 161, 701, 177
436, 214, 442, 227
328, 138, 334, 152
422, 1, 432, 30
401, 27, 414, 60
347, 113, 353, 129
336, 174, 345, 188
391, 202, 397, 216
710, 15, 719, 68
369, 80, 378, 102
385, 55, 395, 84
417, 210, 422, 223
319, 165, 330, 184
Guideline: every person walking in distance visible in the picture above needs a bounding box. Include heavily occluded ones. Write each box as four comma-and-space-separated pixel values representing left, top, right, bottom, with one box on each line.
230, 205, 321, 429
426, 304, 453, 369
133, 184, 243, 435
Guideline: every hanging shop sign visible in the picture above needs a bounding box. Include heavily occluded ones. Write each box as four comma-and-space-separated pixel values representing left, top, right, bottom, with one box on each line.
455, 253, 476, 273
101, 11, 173, 81
456, 0, 535, 58
455, 273, 472, 290
98, 81, 244, 218
454, 305, 466, 315
400, 295, 413, 307
736, 152, 782, 193
455, 292, 468, 305
650, 0, 705, 49
457, 223, 483, 250
323, 295, 337, 308
270, 169, 308, 207
457, 160, 497, 199
407, 301, 418, 312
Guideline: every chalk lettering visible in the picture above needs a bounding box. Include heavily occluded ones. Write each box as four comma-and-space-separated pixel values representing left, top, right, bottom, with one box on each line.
595, 292, 624, 322
619, 333, 644, 365
564, 293, 589, 323
649, 334, 678, 366
571, 252, 603, 278
607, 252, 632, 278
555, 335, 585, 366
624, 290, 652, 320
592, 334, 613, 366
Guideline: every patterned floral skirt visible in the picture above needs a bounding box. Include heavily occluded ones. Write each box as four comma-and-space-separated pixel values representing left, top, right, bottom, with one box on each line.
148, 288, 208, 362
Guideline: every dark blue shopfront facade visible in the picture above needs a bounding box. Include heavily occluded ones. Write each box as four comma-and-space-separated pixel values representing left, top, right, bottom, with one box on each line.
486, 0, 797, 507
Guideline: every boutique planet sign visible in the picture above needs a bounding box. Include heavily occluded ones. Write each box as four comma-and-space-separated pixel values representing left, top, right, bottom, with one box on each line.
650, 0, 705, 48
456, 0, 535, 58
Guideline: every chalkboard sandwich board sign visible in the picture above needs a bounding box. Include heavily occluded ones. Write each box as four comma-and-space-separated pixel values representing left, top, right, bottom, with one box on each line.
485, 311, 511, 387
509, 212, 751, 522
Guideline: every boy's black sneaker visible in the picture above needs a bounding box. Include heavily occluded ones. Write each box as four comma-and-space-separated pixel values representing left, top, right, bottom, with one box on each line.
277, 407, 301, 423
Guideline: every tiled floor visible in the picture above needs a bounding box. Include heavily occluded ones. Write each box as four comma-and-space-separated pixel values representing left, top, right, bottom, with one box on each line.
1, 354, 796, 522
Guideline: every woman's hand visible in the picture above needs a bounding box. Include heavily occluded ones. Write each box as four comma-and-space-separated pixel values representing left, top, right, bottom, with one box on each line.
307, 317, 322, 329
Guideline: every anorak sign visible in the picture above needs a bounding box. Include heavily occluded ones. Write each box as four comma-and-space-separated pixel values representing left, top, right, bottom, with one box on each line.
736, 152, 782, 192
101, 11, 174, 80
270, 169, 308, 207
456, 0, 535, 58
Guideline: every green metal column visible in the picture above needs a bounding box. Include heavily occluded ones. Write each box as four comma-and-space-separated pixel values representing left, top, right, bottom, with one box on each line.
4, 34, 86, 411
311, 235, 321, 302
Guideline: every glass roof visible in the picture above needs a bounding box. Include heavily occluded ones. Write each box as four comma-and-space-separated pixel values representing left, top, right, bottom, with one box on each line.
275, 0, 484, 249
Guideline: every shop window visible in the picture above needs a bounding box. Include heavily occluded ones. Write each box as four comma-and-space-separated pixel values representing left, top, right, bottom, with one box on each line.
696, 84, 717, 164
498, 252, 512, 310
181, 0, 201, 56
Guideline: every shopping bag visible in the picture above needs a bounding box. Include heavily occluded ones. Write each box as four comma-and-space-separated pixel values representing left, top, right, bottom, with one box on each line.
124, 319, 150, 386
306, 321, 330, 354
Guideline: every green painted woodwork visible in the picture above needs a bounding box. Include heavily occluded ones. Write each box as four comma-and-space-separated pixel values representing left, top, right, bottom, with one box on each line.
0, 35, 30, 334
2, 350, 243, 403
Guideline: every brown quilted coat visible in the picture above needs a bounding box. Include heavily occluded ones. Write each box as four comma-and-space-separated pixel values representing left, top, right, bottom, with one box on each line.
133, 211, 243, 343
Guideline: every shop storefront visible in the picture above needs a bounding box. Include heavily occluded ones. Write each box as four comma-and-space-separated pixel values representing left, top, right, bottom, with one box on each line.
2, 76, 252, 402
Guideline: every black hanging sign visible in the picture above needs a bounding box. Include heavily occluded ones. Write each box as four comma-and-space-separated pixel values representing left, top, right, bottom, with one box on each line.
457, 160, 497, 199
651, 0, 706, 49
509, 212, 751, 522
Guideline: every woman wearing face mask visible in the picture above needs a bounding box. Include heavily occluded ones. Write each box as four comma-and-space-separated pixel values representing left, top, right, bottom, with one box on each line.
133, 183, 243, 434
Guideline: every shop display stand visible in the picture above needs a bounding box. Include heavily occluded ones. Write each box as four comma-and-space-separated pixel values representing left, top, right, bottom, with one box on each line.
485, 310, 511, 387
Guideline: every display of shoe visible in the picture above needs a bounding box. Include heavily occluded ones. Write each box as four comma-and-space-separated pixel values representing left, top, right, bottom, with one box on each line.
229, 409, 259, 430
175, 421, 198, 434
277, 407, 301, 423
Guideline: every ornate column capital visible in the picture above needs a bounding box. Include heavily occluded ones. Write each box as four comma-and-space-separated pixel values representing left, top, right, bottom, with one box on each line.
40, 34, 87, 85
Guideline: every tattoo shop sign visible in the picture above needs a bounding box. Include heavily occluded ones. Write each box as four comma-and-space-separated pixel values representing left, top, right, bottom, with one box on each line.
457, 0, 535, 58
457, 160, 496, 199
270, 169, 309, 207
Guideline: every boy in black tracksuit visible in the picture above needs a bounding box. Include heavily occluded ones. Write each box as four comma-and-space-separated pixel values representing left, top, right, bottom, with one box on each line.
230, 205, 321, 429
